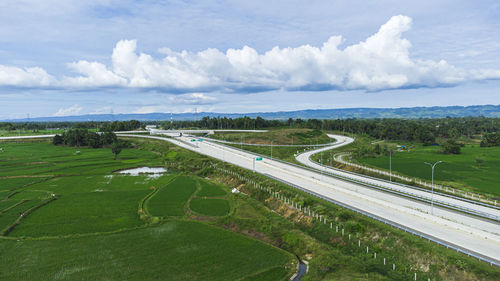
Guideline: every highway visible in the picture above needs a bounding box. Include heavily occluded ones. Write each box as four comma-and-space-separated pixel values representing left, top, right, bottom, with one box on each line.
296, 135, 500, 221
117, 133, 500, 265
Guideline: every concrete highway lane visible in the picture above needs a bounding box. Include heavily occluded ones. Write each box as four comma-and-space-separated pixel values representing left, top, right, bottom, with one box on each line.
296, 135, 500, 221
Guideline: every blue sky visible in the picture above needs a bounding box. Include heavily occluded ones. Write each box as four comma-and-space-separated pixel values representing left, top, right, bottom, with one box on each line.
0, 0, 499, 119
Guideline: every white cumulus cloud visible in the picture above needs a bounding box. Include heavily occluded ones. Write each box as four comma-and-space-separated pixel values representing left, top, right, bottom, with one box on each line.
54, 104, 83, 116
62, 61, 127, 87
0, 65, 54, 87
1, 15, 499, 92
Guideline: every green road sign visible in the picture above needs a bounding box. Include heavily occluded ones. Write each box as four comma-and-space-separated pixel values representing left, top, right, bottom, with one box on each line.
191, 139, 196, 142
198, 139, 203, 142
255, 157, 263, 161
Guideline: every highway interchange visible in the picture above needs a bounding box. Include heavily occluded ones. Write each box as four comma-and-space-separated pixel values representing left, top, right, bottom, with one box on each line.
118, 132, 500, 266
3, 131, 499, 266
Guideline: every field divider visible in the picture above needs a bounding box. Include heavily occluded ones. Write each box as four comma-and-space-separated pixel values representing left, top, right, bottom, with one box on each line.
0, 195, 58, 236
0, 199, 30, 214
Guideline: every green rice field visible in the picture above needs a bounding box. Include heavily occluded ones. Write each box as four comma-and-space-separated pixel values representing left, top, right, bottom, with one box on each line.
147, 175, 197, 217
0, 140, 295, 280
190, 198, 231, 216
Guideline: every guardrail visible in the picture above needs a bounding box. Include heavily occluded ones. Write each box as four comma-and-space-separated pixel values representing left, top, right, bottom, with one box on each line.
334, 152, 499, 207
264, 173, 500, 267
200, 138, 500, 221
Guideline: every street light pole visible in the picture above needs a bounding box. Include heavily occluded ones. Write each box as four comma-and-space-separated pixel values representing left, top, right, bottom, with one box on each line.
271, 140, 273, 160
389, 149, 393, 181
424, 160, 443, 215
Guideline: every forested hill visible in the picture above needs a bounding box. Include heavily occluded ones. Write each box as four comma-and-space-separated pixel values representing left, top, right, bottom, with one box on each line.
4, 104, 500, 122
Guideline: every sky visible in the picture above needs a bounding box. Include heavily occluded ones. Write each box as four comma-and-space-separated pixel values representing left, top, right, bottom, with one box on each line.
0, 0, 499, 119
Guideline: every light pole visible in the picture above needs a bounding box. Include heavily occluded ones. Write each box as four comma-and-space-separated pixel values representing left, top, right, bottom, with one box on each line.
424, 160, 443, 215
270, 140, 273, 160
389, 149, 393, 181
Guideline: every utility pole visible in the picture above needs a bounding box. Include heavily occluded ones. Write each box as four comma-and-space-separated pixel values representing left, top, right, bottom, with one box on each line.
424, 161, 443, 215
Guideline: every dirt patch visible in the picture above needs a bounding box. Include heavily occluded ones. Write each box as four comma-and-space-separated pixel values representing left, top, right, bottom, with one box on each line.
329, 235, 347, 245
189, 214, 217, 222
241, 229, 271, 243
222, 222, 272, 244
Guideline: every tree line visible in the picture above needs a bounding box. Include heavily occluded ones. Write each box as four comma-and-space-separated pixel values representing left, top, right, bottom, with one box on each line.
52, 129, 129, 159
4, 116, 499, 147
480, 132, 500, 147
0, 120, 142, 132
164, 116, 499, 144
53, 129, 117, 148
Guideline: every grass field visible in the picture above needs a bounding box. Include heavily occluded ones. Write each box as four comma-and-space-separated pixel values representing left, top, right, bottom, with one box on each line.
0, 140, 295, 280
190, 198, 230, 216
0, 220, 293, 281
357, 143, 500, 197
0, 142, 162, 177
0, 129, 65, 137
210, 128, 332, 145
0, 128, 100, 137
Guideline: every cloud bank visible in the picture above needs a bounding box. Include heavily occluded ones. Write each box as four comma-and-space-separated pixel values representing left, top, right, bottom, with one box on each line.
1, 15, 499, 93
54, 104, 83, 116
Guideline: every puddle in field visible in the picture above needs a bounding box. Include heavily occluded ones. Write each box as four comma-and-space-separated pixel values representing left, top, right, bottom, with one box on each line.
118, 167, 167, 178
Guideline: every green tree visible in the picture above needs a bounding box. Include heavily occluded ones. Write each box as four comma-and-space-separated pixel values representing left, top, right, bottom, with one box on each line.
111, 141, 122, 160
86, 132, 102, 148
102, 131, 117, 146
52, 134, 63, 145
441, 139, 461, 154
480, 132, 500, 147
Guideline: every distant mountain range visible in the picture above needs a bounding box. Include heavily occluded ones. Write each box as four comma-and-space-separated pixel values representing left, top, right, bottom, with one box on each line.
4, 105, 500, 122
